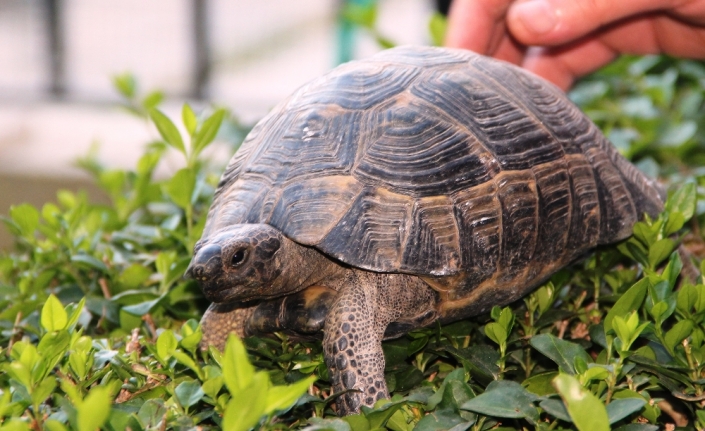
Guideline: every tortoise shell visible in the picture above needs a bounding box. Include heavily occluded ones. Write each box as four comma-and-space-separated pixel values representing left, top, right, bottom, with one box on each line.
202, 46, 663, 312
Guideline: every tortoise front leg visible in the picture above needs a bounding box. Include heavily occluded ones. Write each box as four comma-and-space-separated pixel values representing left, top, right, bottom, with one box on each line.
324, 271, 437, 414
201, 286, 338, 350
200, 302, 256, 350
248, 285, 338, 337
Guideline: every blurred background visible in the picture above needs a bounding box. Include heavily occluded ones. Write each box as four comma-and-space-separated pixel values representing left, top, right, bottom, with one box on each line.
0, 0, 447, 248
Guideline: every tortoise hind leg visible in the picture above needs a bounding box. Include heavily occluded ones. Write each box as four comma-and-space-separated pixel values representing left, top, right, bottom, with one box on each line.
324, 271, 437, 414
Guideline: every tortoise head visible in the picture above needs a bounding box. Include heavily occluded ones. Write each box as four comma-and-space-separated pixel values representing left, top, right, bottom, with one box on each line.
186, 224, 301, 303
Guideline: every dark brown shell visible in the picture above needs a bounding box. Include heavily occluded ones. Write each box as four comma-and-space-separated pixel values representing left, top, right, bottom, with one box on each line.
202, 46, 663, 306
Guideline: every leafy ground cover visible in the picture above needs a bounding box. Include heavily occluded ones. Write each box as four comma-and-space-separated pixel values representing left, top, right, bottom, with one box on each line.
2, 23, 705, 431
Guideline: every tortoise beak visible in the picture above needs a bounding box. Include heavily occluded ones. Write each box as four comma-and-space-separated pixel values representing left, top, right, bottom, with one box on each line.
185, 244, 223, 283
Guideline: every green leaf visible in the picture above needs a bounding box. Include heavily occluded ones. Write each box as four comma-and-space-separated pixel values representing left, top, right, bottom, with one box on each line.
182, 103, 198, 136
44, 419, 68, 431
342, 3, 377, 27
142, 91, 164, 112
307, 418, 353, 431
553, 373, 610, 431
414, 410, 466, 431
172, 350, 204, 380
617, 239, 648, 266
363, 399, 410, 429
66, 297, 86, 329
222, 372, 269, 431
522, 372, 558, 396
121, 297, 163, 316
663, 212, 686, 236
612, 425, 659, 431
677, 283, 699, 315
606, 398, 646, 424
581, 365, 610, 383
202, 375, 224, 400
265, 376, 316, 413
41, 294, 68, 332
76, 385, 112, 431
387, 408, 418, 431
530, 334, 591, 375
69, 351, 87, 380
445, 345, 500, 384
343, 413, 370, 431
647, 238, 675, 269
36, 331, 70, 381
118, 264, 152, 289
1, 419, 33, 431
604, 277, 649, 334
31, 377, 57, 406
150, 109, 185, 155
426, 368, 472, 410
664, 319, 694, 351
660, 121, 697, 147
661, 251, 682, 289
223, 334, 255, 394
175, 380, 204, 409
70, 254, 109, 273
484, 322, 507, 346
180, 319, 203, 353
648, 300, 669, 324
497, 307, 514, 331
165, 168, 196, 209
5, 362, 32, 389
460, 380, 539, 423
113, 73, 136, 98
428, 12, 447, 46
534, 282, 556, 315
665, 182, 696, 221
156, 330, 177, 363
192, 109, 226, 157
539, 398, 571, 422
10, 203, 39, 236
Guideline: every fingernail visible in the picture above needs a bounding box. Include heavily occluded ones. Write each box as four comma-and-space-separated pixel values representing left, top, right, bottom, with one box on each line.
511, 1, 558, 35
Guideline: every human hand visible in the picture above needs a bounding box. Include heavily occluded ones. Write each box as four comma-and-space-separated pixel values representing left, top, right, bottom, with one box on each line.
445, 0, 705, 90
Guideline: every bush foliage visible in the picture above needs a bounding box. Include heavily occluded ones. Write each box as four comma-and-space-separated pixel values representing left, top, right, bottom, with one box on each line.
2, 14, 705, 431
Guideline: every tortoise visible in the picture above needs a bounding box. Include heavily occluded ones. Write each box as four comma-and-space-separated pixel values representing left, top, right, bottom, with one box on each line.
186, 46, 664, 414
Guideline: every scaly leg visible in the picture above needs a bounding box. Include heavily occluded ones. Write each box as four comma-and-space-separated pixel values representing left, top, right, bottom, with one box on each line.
199, 302, 255, 350
323, 271, 437, 414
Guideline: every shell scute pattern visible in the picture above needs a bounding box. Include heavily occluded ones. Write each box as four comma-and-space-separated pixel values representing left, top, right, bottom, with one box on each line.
532, 160, 572, 263
354, 97, 491, 197
367, 45, 469, 67
401, 195, 461, 275
318, 186, 413, 271
280, 107, 360, 180
409, 67, 566, 171
268, 175, 363, 245
451, 180, 502, 288
205, 45, 664, 290
294, 61, 420, 111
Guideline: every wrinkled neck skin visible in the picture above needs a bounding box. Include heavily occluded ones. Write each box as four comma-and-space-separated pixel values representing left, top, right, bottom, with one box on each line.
272, 244, 348, 299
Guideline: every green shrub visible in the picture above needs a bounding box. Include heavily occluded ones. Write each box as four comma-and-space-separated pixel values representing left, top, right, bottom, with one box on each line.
2, 27, 705, 431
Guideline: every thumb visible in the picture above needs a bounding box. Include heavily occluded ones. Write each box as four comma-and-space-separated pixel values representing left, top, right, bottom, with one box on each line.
506, 0, 673, 45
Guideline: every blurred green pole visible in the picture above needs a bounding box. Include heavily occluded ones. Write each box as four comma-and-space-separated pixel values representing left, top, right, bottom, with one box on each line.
336, 0, 376, 65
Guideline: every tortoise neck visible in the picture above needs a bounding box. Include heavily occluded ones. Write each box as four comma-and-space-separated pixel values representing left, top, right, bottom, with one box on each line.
274, 243, 347, 296
295, 247, 348, 289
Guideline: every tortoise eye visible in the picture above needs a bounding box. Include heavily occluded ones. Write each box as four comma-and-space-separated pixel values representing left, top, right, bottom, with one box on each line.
230, 249, 247, 267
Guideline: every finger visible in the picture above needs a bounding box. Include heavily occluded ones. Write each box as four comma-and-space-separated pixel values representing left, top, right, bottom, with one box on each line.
445, 0, 514, 54
491, 33, 528, 65
506, 0, 678, 45
521, 40, 619, 90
